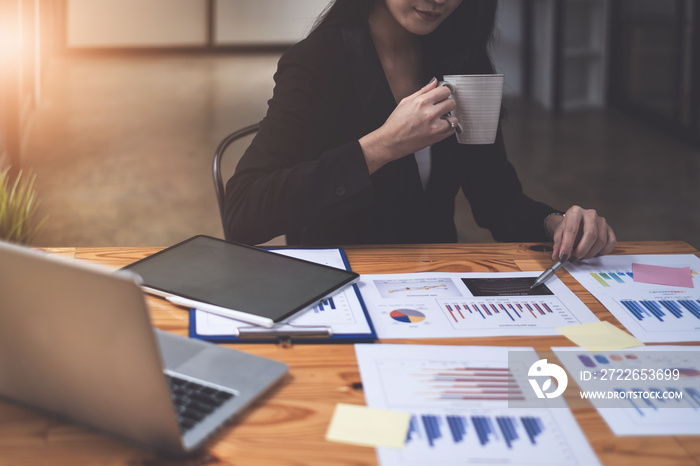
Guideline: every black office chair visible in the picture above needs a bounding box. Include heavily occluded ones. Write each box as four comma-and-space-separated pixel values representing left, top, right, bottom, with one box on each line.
212, 123, 260, 227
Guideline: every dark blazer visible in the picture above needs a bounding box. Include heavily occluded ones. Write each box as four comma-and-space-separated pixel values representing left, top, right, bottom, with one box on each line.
224, 23, 558, 246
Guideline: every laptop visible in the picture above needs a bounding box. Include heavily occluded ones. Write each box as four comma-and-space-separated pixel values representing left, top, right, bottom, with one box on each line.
0, 241, 288, 456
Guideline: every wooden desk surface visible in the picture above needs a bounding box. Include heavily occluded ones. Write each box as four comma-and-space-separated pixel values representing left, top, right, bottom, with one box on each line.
1, 241, 698, 465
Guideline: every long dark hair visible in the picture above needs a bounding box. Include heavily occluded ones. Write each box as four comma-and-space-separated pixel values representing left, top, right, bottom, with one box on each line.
311, 0, 498, 76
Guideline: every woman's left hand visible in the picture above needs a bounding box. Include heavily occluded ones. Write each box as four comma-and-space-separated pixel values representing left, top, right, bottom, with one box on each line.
546, 205, 617, 262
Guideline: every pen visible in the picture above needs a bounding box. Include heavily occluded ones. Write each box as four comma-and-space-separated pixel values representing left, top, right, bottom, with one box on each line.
238, 328, 333, 339
165, 296, 276, 328
530, 253, 569, 289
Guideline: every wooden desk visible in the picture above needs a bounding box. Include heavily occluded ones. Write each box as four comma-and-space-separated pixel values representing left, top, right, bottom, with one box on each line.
1, 241, 698, 465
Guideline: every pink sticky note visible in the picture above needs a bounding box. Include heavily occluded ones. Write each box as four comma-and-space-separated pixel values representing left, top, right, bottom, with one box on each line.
632, 263, 694, 288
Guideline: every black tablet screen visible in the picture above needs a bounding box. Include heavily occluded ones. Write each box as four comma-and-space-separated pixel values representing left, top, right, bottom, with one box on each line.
122, 236, 358, 322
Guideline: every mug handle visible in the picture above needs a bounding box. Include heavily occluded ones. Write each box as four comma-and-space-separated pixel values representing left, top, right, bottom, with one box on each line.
437, 81, 463, 135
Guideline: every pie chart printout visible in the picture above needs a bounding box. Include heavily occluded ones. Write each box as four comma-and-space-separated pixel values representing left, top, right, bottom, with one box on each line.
390, 309, 426, 323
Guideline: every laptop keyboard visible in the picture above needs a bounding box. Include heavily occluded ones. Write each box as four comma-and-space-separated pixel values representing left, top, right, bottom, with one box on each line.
165, 374, 236, 432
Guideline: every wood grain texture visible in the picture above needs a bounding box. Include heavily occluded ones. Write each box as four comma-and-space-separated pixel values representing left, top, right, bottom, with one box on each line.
3, 241, 697, 465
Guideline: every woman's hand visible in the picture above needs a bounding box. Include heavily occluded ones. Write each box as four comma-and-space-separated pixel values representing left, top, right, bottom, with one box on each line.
546, 205, 617, 262
359, 78, 458, 174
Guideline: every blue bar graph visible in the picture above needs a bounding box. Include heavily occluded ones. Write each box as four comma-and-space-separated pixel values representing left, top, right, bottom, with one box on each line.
315, 297, 336, 312
611, 273, 626, 283
613, 387, 691, 414
659, 300, 683, 318
408, 414, 544, 449
408, 415, 421, 442
640, 300, 666, 321
686, 387, 700, 408
421, 415, 442, 447
446, 415, 467, 443
472, 415, 494, 446
496, 416, 519, 448
521, 416, 544, 444
680, 300, 700, 319
615, 388, 645, 416
621, 299, 700, 322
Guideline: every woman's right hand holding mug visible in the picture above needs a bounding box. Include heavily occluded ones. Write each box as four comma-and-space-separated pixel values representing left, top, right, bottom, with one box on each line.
360, 78, 458, 174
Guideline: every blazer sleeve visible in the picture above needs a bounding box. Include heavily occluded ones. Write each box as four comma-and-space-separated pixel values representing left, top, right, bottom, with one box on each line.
458, 127, 560, 242
223, 37, 375, 245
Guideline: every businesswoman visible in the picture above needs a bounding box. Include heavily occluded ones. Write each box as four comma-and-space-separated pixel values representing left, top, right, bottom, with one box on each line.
224, 0, 616, 261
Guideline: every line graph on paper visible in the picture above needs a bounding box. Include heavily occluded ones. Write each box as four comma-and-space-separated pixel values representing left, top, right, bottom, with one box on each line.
373, 277, 462, 299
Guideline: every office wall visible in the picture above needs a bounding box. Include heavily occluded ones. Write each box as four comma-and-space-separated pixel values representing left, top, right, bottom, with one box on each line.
66, 0, 329, 48
64, 0, 526, 99
531, 0, 555, 109
610, 0, 700, 143
67, 0, 207, 47
215, 0, 328, 45
492, 0, 524, 97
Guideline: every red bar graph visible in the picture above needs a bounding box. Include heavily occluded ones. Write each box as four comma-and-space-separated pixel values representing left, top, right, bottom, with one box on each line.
437, 297, 579, 330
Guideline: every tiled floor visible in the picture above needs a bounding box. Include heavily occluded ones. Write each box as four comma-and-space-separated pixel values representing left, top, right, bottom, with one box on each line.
21, 53, 700, 249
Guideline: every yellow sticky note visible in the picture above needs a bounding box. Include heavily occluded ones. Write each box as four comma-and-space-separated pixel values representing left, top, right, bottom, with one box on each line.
557, 321, 643, 351
325, 403, 410, 449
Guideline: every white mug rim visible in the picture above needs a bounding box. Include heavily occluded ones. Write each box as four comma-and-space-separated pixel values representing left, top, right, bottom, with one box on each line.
443, 74, 504, 78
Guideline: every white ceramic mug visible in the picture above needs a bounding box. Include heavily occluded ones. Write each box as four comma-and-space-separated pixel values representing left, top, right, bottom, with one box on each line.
439, 74, 504, 144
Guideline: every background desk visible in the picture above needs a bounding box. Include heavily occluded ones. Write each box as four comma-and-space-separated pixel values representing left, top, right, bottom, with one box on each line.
1, 241, 698, 465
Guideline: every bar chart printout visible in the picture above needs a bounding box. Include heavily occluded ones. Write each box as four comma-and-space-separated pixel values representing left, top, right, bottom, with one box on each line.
407, 412, 547, 450
437, 297, 577, 330
354, 344, 600, 466
554, 346, 700, 435
359, 272, 598, 339
564, 255, 700, 342
441, 277, 580, 329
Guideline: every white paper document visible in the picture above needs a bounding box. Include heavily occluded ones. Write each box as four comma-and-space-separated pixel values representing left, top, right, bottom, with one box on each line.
355, 344, 600, 466
553, 346, 700, 435
193, 248, 372, 338
564, 255, 700, 342
357, 272, 597, 339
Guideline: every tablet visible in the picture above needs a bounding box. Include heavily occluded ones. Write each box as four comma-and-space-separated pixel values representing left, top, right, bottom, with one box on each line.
121, 235, 359, 324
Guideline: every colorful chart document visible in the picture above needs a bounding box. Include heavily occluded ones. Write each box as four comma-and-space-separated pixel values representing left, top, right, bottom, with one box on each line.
553, 346, 700, 435
357, 272, 598, 339
564, 255, 700, 342
355, 344, 600, 466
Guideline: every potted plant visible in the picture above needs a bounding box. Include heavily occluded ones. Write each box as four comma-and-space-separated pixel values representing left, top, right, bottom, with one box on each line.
0, 167, 47, 244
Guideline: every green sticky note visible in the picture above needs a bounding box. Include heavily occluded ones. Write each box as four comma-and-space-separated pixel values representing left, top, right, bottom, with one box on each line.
557, 321, 643, 351
325, 403, 410, 449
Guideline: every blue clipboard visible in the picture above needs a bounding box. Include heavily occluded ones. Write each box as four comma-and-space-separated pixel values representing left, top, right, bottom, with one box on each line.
188, 247, 376, 344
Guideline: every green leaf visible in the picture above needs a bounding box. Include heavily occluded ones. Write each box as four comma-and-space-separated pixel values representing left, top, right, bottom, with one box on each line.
0, 166, 49, 244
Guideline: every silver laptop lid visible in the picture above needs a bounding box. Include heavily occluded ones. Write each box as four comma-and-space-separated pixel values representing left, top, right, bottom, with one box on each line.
0, 242, 288, 456
0, 242, 186, 455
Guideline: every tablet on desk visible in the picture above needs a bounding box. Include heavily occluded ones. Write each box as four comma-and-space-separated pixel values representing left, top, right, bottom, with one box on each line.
121, 235, 359, 327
